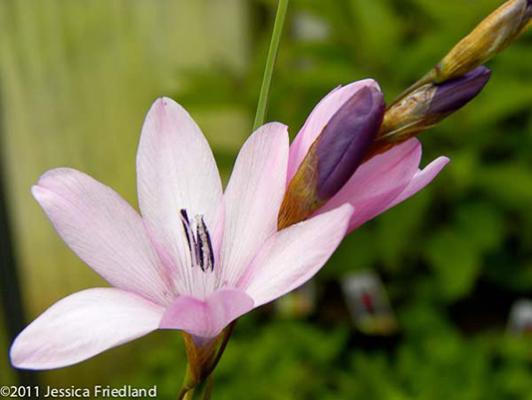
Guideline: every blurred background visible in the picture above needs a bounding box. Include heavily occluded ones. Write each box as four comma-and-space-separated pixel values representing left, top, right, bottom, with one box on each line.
1, 0, 531, 398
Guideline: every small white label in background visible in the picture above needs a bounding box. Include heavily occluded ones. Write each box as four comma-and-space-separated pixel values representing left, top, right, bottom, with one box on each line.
341, 270, 398, 335
508, 298, 532, 334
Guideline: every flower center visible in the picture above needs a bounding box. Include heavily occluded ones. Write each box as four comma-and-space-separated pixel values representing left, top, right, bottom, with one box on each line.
179, 209, 214, 272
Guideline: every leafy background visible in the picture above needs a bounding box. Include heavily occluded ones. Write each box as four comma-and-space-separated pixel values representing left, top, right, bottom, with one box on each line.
0, 0, 531, 399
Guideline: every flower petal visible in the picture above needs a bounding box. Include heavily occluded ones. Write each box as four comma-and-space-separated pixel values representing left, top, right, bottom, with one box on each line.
159, 288, 254, 338
240, 204, 353, 307
385, 156, 450, 210
219, 122, 289, 286
317, 138, 422, 233
10, 288, 164, 370
288, 79, 381, 181
137, 97, 223, 286
32, 168, 172, 305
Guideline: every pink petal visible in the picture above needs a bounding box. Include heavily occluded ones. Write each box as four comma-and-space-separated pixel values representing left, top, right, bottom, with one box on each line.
318, 138, 422, 233
288, 79, 381, 181
10, 288, 164, 370
159, 288, 254, 338
32, 168, 172, 305
137, 97, 223, 287
240, 204, 353, 307
219, 122, 289, 286
385, 156, 450, 210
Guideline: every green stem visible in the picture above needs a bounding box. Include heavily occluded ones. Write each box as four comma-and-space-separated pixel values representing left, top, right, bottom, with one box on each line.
253, 0, 289, 130
206, 321, 236, 377
201, 375, 214, 400
177, 323, 236, 399
177, 365, 196, 400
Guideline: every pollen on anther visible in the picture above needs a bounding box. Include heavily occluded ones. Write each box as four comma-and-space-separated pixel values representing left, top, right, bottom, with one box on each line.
179, 209, 215, 272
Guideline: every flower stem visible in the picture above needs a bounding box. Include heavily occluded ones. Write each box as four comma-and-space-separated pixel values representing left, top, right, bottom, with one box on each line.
177, 323, 236, 399
253, 0, 289, 130
206, 321, 236, 376
201, 375, 214, 400
177, 365, 195, 400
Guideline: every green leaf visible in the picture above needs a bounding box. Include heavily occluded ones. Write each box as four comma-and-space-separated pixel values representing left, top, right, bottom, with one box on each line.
425, 229, 482, 300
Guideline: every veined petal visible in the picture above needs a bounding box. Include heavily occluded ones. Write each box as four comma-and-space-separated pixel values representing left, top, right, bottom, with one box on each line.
385, 156, 450, 210
10, 288, 164, 370
219, 122, 289, 286
318, 138, 422, 233
32, 168, 172, 305
137, 97, 223, 290
159, 288, 254, 339
241, 204, 353, 307
288, 79, 381, 181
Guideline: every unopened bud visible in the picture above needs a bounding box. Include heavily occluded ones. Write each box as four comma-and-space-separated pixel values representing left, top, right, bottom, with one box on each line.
435, 0, 530, 82
316, 87, 385, 198
278, 86, 385, 228
368, 66, 491, 156
392, 0, 529, 105
429, 66, 492, 114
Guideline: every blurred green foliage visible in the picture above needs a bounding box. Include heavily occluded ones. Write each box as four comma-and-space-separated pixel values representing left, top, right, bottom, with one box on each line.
128, 313, 532, 399
134, 0, 531, 398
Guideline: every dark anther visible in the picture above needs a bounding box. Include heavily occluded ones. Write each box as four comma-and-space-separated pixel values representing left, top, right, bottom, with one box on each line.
200, 217, 215, 272
179, 209, 214, 272
179, 209, 195, 260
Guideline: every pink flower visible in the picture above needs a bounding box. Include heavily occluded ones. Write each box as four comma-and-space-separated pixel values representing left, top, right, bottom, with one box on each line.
11, 79, 448, 371
10, 97, 353, 370
289, 79, 449, 233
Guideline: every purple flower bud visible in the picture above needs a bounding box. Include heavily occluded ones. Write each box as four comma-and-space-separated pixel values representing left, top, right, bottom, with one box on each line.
316, 86, 385, 199
429, 66, 491, 115
369, 66, 491, 159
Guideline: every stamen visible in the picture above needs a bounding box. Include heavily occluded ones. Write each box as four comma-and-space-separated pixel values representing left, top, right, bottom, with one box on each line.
197, 216, 215, 272
179, 209, 215, 272
180, 209, 193, 253
180, 209, 198, 267
195, 219, 205, 271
